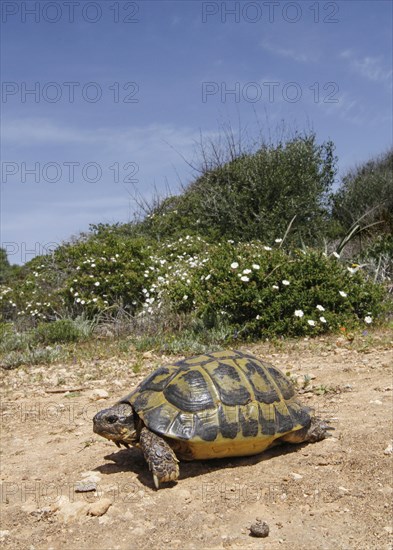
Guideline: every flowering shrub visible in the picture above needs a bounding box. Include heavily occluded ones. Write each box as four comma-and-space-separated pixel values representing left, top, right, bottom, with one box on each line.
140, 238, 387, 338
0, 235, 153, 324
0, 234, 389, 341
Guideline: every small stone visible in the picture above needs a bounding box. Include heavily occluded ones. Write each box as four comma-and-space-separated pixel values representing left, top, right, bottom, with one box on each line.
88, 498, 112, 517
21, 501, 37, 514
13, 392, 24, 400
384, 526, 393, 534
369, 399, 383, 405
383, 443, 393, 455
249, 520, 269, 538
55, 496, 89, 523
75, 482, 97, 493
176, 489, 191, 500
80, 471, 101, 482
378, 486, 393, 499
0, 531, 10, 539
338, 486, 350, 494
290, 472, 303, 480
89, 389, 109, 401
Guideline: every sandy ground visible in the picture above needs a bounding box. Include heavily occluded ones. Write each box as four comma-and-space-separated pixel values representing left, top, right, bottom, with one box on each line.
1, 334, 392, 550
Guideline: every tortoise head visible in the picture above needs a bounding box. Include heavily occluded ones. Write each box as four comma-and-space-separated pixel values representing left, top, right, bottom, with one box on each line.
93, 402, 137, 448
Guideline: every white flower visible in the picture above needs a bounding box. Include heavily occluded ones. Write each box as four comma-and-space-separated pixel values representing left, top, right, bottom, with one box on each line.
272, 285, 279, 290
339, 291, 347, 297
242, 269, 252, 274
263, 246, 272, 251
81, 300, 85, 305
364, 316, 372, 324
333, 252, 340, 258
347, 266, 358, 274
230, 262, 239, 269
74, 292, 79, 297
94, 281, 100, 287
183, 295, 188, 300
294, 310, 304, 318
316, 305, 325, 311
76, 298, 81, 303
256, 315, 260, 320
205, 274, 211, 281
91, 263, 96, 268
240, 276, 249, 282
252, 264, 260, 270
92, 298, 98, 302
275, 238, 283, 243
319, 316, 327, 323
282, 280, 290, 286
308, 320, 316, 326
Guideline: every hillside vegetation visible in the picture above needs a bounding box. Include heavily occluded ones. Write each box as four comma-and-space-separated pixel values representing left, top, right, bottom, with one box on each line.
1, 131, 392, 367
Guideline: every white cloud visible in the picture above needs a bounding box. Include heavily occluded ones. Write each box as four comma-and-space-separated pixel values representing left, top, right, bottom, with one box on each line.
2, 118, 199, 152
261, 40, 316, 63
340, 50, 392, 84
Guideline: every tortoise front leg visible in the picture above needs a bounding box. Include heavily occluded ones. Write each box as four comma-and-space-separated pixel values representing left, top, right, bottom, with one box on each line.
139, 427, 179, 489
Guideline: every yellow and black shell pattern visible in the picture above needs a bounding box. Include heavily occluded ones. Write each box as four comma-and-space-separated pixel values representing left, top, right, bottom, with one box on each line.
122, 350, 311, 460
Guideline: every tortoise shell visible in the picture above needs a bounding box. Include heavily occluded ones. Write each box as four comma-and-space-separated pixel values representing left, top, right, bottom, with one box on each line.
120, 350, 311, 460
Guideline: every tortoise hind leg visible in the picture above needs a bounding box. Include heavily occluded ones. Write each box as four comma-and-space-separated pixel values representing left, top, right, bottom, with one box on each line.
139, 427, 179, 489
281, 417, 334, 445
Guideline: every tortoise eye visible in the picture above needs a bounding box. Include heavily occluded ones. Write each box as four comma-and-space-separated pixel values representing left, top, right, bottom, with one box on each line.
107, 415, 118, 424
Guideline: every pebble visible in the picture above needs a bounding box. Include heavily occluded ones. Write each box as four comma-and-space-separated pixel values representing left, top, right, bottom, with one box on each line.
0, 531, 10, 539
338, 486, 350, 494
13, 392, 25, 400
75, 482, 97, 493
249, 520, 269, 538
369, 399, 383, 405
55, 496, 89, 523
383, 443, 393, 455
21, 501, 38, 514
89, 389, 109, 401
80, 471, 101, 482
290, 472, 303, 480
88, 498, 112, 517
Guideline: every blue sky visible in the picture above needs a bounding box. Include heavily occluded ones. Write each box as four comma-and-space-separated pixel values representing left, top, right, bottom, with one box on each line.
1, 0, 392, 264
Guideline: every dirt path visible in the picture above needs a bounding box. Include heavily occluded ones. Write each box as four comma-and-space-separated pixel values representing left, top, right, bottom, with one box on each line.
1, 335, 392, 550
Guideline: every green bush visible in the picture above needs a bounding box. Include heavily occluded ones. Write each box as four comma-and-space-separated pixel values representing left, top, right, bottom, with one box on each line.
332, 149, 393, 236
0, 233, 154, 324
140, 239, 387, 339
1, 347, 64, 370
35, 318, 92, 344
141, 132, 337, 247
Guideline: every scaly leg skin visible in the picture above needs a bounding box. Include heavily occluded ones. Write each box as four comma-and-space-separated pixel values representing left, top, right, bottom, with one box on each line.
139, 427, 179, 489
281, 417, 335, 445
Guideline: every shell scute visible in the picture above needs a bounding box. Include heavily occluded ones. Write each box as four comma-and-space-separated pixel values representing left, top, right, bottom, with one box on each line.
207, 360, 252, 406
164, 368, 215, 413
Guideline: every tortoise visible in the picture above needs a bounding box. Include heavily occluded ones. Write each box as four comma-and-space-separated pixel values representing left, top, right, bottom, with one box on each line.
93, 350, 332, 488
